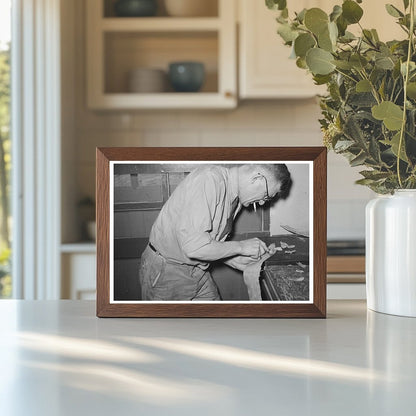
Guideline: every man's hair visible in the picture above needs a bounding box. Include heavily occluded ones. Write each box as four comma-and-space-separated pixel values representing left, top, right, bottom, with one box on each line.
262, 164, 292, 200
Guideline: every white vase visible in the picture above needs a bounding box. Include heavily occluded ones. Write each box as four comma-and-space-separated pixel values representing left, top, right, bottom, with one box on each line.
366, 189, 416, 317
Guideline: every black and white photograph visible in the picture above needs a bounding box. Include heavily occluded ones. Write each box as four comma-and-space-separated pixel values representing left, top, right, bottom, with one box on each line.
109, 161, 313, 303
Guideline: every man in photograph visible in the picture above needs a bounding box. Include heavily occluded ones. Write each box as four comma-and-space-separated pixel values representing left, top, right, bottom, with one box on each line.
139, 164, 292, 301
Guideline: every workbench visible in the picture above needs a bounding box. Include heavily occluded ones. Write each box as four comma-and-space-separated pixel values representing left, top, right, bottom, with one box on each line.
1, 300, 415, 415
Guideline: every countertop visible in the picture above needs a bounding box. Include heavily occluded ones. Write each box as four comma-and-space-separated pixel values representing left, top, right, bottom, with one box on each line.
0, 300, 415, 415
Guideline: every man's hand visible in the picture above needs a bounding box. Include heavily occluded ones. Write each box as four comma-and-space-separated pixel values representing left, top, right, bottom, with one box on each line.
227, 243, 277, 271
239, 238, 269, 259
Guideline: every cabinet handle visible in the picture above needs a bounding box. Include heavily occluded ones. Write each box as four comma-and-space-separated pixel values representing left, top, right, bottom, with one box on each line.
225, 91, 234, 99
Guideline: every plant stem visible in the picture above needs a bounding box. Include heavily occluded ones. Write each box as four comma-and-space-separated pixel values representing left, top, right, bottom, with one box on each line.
390, 79, 398, 101
397, 0, 415, 188
358, 69, 381, 104
334, 68, 358, 84
393, 85, 404, 104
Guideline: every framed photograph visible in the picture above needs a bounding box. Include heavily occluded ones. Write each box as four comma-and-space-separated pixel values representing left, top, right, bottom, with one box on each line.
96, 147, 327, 318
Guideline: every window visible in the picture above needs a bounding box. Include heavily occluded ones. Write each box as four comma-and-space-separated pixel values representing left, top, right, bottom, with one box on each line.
0, 0, 11, 298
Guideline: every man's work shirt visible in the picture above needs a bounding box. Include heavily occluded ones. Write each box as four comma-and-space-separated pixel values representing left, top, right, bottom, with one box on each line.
149, 165, 241, 269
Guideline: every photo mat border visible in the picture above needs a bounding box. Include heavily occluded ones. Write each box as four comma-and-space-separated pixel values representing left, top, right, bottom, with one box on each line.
109, 160, 314, 304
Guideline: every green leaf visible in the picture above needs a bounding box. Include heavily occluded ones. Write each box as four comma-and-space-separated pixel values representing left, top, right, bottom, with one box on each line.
304, 8, 329, 35
296, 8, 307, 23
371, 29, 380, 42
296, 57, 308, 69
339, 31, 356, 43
343, 114, 367, 147
265, 0, 275, 9
401, 61, 416, 76
362, 29, 375, 46
378, 77, 386, 100
407, 82, 416, 99
350, 54, 368, 70
313, 74, 332, 85
399, 14, 411, 29
348, 92, 377, 107
336, 15, 348, 36
276, 14, 287, 24
318, 27, 334, 52
360, 170, 391, 181
355, 178, 377, 186
369, 136, 382, 164
334, 139, 355, 151
375, 55, 395, 70
306, 48, 335, 75
294, 33, 316, 58
266, 0, 287, 11
356, 79, 372, 92
384, 132, 409, 162
403, 0, 410, 10
385, 4, 404, 18
333, 60, 353, 70
350, 151, 368, 167
372, 101, 404, 130
330, 5, 342, 22
328, 21, 338, 45
277, 23, 299, 43
342, 0, 364, 24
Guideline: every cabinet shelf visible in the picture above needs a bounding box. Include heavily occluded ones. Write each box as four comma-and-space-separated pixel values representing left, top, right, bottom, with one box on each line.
61, 243, 96, 253
89, 92, 235, 110
101, 17, 221, 32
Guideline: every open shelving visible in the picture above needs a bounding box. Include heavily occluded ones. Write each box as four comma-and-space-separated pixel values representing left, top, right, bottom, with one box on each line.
86, 0, 237, 109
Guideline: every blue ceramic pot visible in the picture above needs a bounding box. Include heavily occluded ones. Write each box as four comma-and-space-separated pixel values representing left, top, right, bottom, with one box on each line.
168, 62, 205, 92
114, 0, 157, 17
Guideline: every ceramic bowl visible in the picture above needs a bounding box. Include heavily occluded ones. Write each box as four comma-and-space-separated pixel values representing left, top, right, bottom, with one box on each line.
114, 0, 158, 17
168, 62, 205, 92
128, 68, 167, 93
164, 0, 217, 17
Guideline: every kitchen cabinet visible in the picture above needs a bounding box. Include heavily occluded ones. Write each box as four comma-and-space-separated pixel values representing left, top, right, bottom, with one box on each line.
86, 0, 237, 109
327, 256, 365, 282
238, 0, 325, 99
326, 255, 365, 300
61, 245, 96, 300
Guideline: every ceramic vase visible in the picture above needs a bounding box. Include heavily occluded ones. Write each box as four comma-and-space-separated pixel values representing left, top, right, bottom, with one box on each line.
366, 189, 416, 317
114, 0, 157, 17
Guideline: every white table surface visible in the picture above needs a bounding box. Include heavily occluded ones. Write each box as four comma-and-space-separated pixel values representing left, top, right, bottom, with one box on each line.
0, 300, 415, 416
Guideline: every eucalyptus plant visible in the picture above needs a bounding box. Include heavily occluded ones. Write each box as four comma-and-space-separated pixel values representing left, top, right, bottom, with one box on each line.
266, 0, 416, 193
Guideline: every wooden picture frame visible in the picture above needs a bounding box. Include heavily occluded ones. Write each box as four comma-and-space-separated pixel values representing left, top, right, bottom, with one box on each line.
96, 147, 327, 317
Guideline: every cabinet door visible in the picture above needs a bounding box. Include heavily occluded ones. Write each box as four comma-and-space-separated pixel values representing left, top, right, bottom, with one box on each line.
239, 0, 326, 99
62, 253, 96, 300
